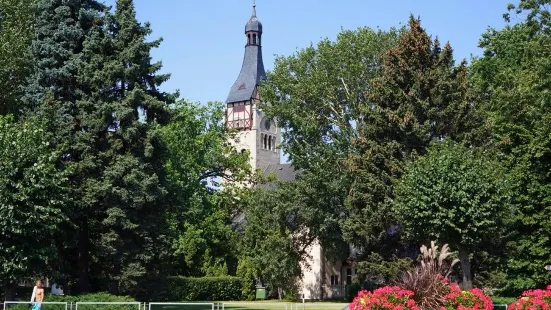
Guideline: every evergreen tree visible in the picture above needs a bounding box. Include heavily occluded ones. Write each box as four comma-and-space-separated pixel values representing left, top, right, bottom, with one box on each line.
25, 0, 175, 294
343, 16, 482, 283
24, 0, 106, 293
81, 0, 176, 295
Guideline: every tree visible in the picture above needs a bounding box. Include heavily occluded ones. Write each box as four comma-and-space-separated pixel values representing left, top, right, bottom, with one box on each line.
0, 0, 37, 115
22, 0, 106, 293
393, 140, 510, 290
0, 115, 68, 299
470, 0, 551, 294
24, 0, 176, 294
159, 100, 249, 277
343, 16, 482, 277
237, 183, 303, 300
258, 26, 401, 279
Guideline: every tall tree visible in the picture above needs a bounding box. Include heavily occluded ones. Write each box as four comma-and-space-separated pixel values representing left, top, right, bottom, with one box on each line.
25, 0, 175, 294
470, 0, 551, 294
0, 0, 37, 115
159, 100, 249, 277
23, 0, 106, 292
343, 16, 481, 278
258, 26, 400, 275
393, 140, 510, 290
0, 115, 68, 299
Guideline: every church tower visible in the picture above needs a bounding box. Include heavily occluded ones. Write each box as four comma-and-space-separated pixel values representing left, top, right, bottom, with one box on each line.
225, 2, 280, 173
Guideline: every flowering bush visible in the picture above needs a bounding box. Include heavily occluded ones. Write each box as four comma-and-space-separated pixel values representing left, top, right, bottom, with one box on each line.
508, 285, 551, 310
350, 286, 420, 310
441, 283, 493, 310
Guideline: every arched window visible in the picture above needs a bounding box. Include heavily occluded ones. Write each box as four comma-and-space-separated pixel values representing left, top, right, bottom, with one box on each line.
253, 33, 257, 45
260, 134, 264, 149
247, 33, 251, 45
264, 134, 268, 149
268, 136, 272, 150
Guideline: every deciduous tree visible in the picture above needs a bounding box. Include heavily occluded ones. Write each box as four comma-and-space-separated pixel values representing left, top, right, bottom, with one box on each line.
470, 0, 551, 294
0, 115, 68, 299
393, 140, 510, 290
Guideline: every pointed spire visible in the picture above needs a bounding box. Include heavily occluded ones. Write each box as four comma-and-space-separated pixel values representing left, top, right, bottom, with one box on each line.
226, 2, 266, 104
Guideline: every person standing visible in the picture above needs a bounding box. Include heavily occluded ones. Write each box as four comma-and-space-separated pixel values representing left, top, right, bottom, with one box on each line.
30, 280, 44, 310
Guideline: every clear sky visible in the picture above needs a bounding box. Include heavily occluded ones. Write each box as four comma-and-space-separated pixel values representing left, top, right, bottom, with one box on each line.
102, 0, 512, 105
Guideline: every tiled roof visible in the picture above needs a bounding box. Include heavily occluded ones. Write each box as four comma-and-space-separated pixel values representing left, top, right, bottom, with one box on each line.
225, 3, 266, 104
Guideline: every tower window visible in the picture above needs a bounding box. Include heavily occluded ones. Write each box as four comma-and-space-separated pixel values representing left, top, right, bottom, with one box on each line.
253, 33, 257, 45
260, 134, 264, 149
247, 33, 251, 45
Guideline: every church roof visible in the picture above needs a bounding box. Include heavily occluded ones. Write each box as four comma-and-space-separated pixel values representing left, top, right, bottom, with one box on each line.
262, 163, 297, 181
225, 3, 266, 104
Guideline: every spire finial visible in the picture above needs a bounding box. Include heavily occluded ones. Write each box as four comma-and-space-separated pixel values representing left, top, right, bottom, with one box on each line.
252, 0, 256, 17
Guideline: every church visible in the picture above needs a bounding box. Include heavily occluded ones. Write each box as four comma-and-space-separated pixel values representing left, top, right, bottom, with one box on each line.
223, 2, 356, 300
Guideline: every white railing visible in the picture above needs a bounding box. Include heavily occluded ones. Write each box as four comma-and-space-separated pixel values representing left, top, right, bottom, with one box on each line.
75, 302, 141, 310
3, 301, 69, 310
148, 302, 215, 310
221, 302, 289, 310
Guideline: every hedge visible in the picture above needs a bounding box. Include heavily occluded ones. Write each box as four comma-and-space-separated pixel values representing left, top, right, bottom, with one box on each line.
164, 276, 243, 301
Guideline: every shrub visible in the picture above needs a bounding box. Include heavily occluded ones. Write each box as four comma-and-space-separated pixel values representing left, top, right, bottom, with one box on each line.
443, 283, 493, 310
166, 276, 243, 301
508, 285, 551, 310
346, 283, 362, 302
397, 241, 459, 309
349, 286, 420, 310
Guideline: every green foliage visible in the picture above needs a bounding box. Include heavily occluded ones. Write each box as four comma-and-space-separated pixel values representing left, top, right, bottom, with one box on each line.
356, 253, 412, 285
165, 276, 243, 301
159, 101, 249, 276
236, 257, 257, 301
238, 183, 313, 299
345, 14, 481, 253
0, 0, 37, 116
394, 140, 510, 289
23, 0, 176, 295
0, 115, 69, 289
258, 24, 401, 288
470, 0, 551, 294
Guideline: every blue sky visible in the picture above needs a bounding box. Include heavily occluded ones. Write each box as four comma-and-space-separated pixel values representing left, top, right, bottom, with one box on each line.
104, 0, 512, 105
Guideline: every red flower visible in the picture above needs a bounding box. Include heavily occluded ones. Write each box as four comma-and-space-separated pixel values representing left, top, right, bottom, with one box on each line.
349, 286, 419, 310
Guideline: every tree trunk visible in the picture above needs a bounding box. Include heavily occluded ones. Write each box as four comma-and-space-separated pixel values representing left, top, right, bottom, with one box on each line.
458, 248, 473, 290
78, 219, 91, 293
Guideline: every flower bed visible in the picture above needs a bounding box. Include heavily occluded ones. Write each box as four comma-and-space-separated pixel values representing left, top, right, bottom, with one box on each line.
350, 286, 420, 310
441, 283, 493, 310
508, 285, 551, 310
